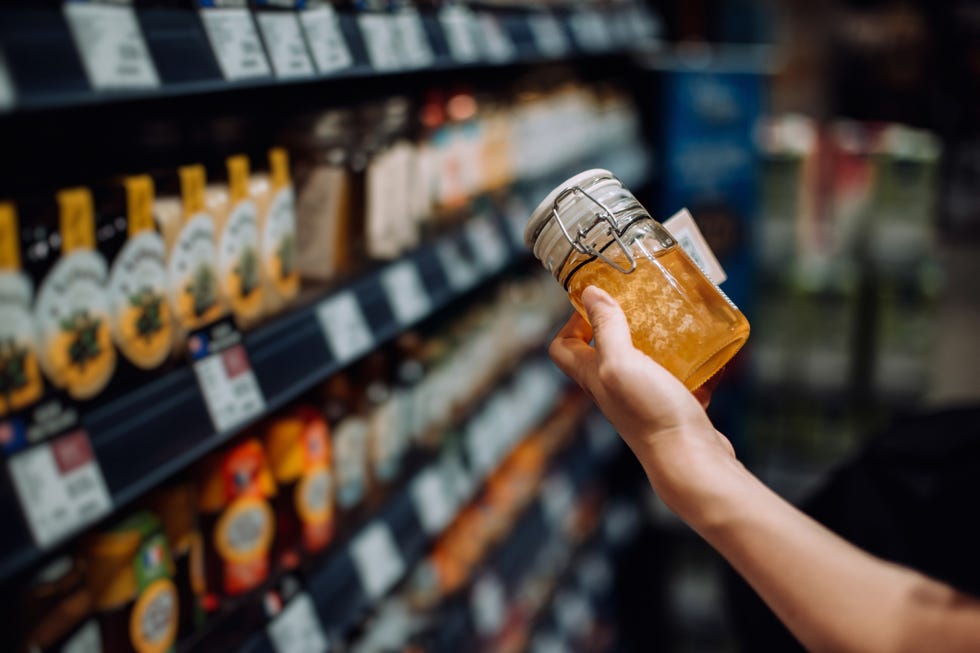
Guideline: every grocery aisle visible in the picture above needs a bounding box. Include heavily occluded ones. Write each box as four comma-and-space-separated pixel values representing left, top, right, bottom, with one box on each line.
2, 2, 978, 653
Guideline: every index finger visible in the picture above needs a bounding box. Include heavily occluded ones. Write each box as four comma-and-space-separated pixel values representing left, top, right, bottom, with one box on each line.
555, 310, 593, 344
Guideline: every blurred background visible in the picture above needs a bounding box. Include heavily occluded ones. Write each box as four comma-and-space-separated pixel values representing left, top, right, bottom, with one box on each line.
0, 1, 977, 652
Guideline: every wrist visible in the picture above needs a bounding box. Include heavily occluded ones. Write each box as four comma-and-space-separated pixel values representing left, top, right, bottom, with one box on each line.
635, 430, 754, 530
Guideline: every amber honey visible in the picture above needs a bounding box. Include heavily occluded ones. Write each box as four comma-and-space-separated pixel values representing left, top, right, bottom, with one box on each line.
564, 244, 750, 390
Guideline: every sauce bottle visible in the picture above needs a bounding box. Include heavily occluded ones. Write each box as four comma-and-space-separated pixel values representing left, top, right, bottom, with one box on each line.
524, 169, 750, 390
264, 405, 334, 567
18, 556, 100, 653
0, 201, 45, 416
214, 155, 264, 329
82, 511, 180, 653
34, 187, 116, 400
196, 438, 277, 605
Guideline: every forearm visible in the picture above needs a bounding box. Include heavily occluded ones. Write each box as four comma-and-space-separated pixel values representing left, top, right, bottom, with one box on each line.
637, 440, 980, 653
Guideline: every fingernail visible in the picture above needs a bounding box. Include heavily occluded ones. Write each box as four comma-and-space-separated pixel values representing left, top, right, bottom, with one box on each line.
583, 285, 612, 306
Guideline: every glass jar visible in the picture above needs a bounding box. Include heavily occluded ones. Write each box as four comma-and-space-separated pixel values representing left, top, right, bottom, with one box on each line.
525, 169, 750, 391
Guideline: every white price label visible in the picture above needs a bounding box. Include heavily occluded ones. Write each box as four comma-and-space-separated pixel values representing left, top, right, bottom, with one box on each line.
435, 239, 479, 292
391, 9, 435, 69
465, 217, 509, 274
503, 196, 531, 248
440, 6, 481, 63
350, 521, 406, 601
410, 467, 454, 535
193, 342, 266, 433
464, 409, 498, 477
63, 3, 160, 90
477, 13, 515, 63
300, 5, 353, 74
267, 592, 329, 653
316, 292, 374, 364
568, 10, 613, 53
200, 8, 272, 81
541, 473, 575, 529
471, 574, 506, 636
8, 431, 112, 548
527, 13, 570, 59
531, 632, 570, 653
358, 13, 400, 71
0, 50, 15, 111
554, 590, 593, 639
441, 453, 475, 504
256, 12, 316, 79
381, 261, 431, 327
62, 619, 102, 653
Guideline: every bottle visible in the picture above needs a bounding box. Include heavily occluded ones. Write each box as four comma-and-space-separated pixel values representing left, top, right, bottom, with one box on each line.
82, 511, 180, 653
524, 169, 750, 391
264, 405, 334, 566
196, 438, 277, 605
214, 155, 264, 329
18, 556, 99, 653
0, 201, 45, 417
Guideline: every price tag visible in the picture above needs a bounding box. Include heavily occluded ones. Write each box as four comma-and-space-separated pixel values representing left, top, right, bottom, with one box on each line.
358, 13, 400, 71
315, 292, 374, 364
300, 5, 353, 74
440, 6, 481, 64
527, 12, 570, 59
410, 467, 454, 535
8, 430, 112, 548
568, 10, 612, 53
554, 590, 593, 639
0, 50, 15, 111
381, 261, 431, 327
531, 632, 570, 653
200, 7, 273, 81
391, 9, 435, 69
465, 216, 509, 274
476, 13, 515, 63
350, 521, 406, 601
441, 453, 474, 505
541, 473, 575, 529
256, 11, 316, 79
63, 3, 160, 90
663, 208, 727, 284
267, 592, 329, 653
464, 409, 498, 477
470, 573, 506, 636
435, 239, 479, 292
189, 320, 266, 434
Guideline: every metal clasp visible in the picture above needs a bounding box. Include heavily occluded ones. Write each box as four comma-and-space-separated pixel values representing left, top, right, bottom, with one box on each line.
551, 185, 637, 274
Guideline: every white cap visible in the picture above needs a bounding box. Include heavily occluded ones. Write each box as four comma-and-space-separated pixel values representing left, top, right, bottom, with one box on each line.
523, 168, 615, 251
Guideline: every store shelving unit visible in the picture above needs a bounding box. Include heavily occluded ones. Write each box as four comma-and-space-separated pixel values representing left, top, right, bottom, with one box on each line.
0, 3, 661, 651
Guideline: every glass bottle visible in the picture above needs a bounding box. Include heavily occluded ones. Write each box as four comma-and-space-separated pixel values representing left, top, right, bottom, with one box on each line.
524, 169, 750, 391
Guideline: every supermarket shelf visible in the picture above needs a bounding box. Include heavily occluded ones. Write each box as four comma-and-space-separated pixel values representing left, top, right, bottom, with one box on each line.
0, 3, 661, 115
231, 363, 578, 653
0, 197, 531, 585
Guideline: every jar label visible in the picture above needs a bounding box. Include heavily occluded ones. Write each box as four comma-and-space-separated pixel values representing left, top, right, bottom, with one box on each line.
263, 187, 299, 301
0, 272, 44, 415
108, 231, 173, 370
168, 213, 222, 330
215, 496, 274, 594
219, 199, 263, 324
34, 251, 116, 400
663, 208, 728, 284
295, 466, 333, 552
129, 577, 178, 653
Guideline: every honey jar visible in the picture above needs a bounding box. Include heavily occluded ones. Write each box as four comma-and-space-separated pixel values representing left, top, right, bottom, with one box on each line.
525, 169, 749, 390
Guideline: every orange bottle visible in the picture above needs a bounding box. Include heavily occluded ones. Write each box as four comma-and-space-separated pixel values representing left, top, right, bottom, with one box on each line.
196, 438, 277, 605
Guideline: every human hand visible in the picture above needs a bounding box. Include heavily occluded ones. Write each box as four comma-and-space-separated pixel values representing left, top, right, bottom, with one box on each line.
549, 286, 738, 503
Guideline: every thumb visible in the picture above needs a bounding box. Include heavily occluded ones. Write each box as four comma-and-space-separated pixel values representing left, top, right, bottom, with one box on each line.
582, 286, 633, 360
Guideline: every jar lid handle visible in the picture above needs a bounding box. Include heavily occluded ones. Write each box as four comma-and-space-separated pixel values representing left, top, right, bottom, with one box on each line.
552, 185, 637, 275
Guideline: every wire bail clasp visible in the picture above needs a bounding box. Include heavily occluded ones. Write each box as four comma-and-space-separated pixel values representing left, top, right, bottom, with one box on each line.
551, 185, 637, 274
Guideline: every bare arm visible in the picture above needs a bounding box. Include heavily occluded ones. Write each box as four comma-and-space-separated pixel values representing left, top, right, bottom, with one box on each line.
550, 285, 980, 653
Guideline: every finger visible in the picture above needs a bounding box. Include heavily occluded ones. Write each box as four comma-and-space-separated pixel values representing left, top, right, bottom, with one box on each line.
555, 310, 594, 344
549, 331, 596, 385
581, 286, 634, 361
